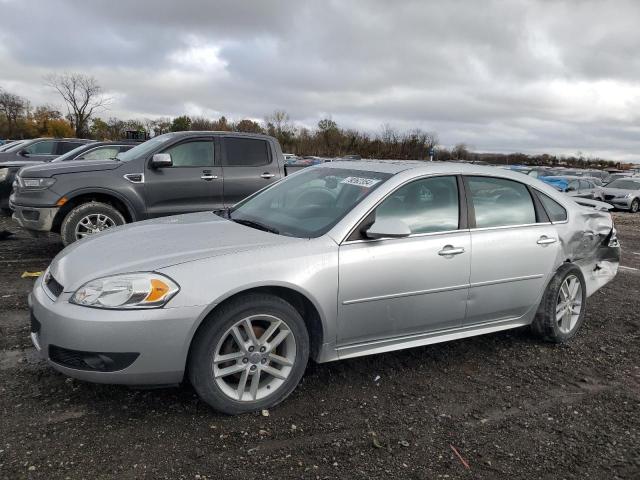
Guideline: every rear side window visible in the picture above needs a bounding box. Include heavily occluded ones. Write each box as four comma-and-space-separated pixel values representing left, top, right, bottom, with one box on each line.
466, 176, 536, 228
376, 176, 459, 234
58, 141, 85, 154
223, 137, 270, 166
163, 141, 214, 167
25, 140, 57, 155
536, 191, 567, 222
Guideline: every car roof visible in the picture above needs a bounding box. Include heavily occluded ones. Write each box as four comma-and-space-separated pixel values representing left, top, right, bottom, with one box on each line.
167, 131, 274, 139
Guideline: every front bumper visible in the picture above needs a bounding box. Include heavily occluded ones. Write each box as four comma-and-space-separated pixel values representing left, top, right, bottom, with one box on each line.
11, 203, 59, 232
604, 197, 632, 210
29, 276, 206, 385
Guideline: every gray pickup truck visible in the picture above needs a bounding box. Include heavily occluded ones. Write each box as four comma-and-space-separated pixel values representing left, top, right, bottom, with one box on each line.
11, 131, 304, 245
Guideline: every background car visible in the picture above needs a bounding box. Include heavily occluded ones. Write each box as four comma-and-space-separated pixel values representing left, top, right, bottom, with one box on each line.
50, 141, 140, 163
600, 177, 640, 212
539, 175, 605, 201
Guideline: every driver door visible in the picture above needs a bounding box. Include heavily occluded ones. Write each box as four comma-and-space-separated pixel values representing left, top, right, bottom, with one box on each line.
337, 175, 471, 347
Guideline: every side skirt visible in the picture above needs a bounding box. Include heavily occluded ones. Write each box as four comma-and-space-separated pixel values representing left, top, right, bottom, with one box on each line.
333, 317, 530, 361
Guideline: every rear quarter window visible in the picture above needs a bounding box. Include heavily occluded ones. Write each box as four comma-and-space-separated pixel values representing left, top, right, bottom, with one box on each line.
536, 191, 567, 222
223, 137, 270, 166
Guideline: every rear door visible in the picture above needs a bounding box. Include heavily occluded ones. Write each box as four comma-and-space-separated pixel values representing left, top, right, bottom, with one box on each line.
463, 175, 559, 326
221, 136, 278, 206
144, 137, 223, 217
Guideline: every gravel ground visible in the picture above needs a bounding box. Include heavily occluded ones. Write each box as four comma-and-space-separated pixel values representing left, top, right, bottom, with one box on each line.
0, 213, 638, 479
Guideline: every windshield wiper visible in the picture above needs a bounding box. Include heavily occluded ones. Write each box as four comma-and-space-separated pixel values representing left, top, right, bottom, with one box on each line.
231, 218, 279, 234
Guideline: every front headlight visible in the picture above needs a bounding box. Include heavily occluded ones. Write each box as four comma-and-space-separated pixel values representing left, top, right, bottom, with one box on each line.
70, 273, 179, 309
22, 177, 56, 189
0, 168, 7, 182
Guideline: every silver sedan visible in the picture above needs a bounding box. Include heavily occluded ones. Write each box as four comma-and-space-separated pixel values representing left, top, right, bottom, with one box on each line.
30, 161, 620, 414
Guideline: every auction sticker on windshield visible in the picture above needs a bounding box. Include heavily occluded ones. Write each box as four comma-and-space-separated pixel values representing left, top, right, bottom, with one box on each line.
340, 176, 382, 188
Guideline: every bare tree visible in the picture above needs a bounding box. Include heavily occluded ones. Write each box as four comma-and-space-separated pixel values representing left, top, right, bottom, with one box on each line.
45, 73, 110, 137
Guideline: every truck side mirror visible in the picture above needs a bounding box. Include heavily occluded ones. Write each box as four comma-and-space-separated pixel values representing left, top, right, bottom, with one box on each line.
151, 153, 172, 168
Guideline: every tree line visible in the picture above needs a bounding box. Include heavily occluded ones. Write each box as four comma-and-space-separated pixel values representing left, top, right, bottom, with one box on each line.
0, 73, 620, 169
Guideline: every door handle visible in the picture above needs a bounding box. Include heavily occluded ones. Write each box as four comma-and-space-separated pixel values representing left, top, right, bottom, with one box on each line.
201, 174, 218, 181
438, 245, 465, 256
537, 235, 557, 245
260, 173, 275, 179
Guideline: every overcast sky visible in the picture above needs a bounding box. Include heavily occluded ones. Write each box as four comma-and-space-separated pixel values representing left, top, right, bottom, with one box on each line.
1, 0, 639, 161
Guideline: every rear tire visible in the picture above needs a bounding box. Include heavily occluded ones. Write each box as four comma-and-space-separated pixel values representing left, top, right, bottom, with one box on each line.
532, 263, 587, 343
188, 293, 309, 415
60, 202, 126, 246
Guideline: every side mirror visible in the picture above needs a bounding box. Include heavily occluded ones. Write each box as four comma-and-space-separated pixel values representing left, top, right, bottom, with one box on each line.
18, 149, 29, 157
566, 186, 576, 192
365, 218, 411, 239
151, 153, 172, 168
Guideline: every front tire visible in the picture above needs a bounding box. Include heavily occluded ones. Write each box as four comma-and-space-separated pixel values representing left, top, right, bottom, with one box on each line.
532, 263, 587, 343
188, 293, 309, 415
60, 201, 126, 246
630, 198, 639, 213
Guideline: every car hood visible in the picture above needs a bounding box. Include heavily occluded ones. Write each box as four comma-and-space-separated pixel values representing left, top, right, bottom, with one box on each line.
49, 212, 303, 292
19, 159, 121, 178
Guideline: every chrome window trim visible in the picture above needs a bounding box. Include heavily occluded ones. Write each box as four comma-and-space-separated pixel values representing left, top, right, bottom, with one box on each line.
342, 228, 469, 246
339, 173, 461, 245
470, 222, 551, 232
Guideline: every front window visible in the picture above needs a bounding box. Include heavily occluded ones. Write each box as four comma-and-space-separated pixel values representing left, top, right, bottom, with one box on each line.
376, 176, 459, 234
229, 167, 392, 238
24, 140, 57, 155
162, 140, 214, 167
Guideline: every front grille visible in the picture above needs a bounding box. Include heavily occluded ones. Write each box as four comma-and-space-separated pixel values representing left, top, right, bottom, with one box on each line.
30, 311, 41, 333
45, 274, 64, 298
49, 345, 139, 372
604, 194, 615, 200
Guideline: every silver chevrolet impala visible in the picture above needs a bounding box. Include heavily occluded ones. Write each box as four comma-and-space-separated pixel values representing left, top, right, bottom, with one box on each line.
30, 161, 620, 414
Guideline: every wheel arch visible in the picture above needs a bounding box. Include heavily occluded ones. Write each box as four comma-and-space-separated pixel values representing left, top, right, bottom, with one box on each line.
186, 283, 328, 366
52, 189, 136, 233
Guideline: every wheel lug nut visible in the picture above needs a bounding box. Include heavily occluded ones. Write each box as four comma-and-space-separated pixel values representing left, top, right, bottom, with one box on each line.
248, 346, 254, 352
261, 358, 266, 364
259, 346, 266, 353
242, 358, 248, 363
250, 365, 257, 371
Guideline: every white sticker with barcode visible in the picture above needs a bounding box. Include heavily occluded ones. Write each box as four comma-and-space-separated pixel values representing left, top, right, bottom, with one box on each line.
340, 176, 382, 188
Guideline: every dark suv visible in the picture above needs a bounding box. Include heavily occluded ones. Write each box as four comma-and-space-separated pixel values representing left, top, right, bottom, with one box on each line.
0, 137, 93, 213
11, 131, 294, 245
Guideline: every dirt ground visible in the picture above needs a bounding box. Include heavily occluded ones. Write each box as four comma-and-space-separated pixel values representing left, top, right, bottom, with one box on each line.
0, 213, 638, 480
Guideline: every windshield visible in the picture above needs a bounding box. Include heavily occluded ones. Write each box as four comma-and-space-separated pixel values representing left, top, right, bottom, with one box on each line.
229, 167, 392, 238
116, 133, 179, 162
607, 179, 640, 190
51, 144, 88, 162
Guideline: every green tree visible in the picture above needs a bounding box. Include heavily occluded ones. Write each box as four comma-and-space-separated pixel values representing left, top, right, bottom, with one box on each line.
234, 119, 263, 133
171, 115, 192, 132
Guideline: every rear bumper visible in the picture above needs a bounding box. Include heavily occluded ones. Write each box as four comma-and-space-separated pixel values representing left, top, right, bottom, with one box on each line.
29, 276, 206, 385
11, 203, 59, 232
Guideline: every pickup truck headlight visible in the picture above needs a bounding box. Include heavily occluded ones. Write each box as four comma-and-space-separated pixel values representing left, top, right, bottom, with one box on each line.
22, 177, 56, 190
70, 273, 179, 309
0, 168, 7, 182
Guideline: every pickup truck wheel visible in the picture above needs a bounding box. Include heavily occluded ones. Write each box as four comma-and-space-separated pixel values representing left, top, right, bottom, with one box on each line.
60, 202, 126, 246
532, 263, 586, 343
188, 293, 309, 415
630, 198, 639, 213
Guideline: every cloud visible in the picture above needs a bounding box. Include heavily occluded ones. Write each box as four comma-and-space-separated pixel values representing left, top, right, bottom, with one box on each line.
0, 0, 639, 161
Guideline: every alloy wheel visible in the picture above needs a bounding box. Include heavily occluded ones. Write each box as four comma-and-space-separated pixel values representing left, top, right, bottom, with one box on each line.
75, 213, 117, 239
212, 314, 296, 402
556, 274, 583, 334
